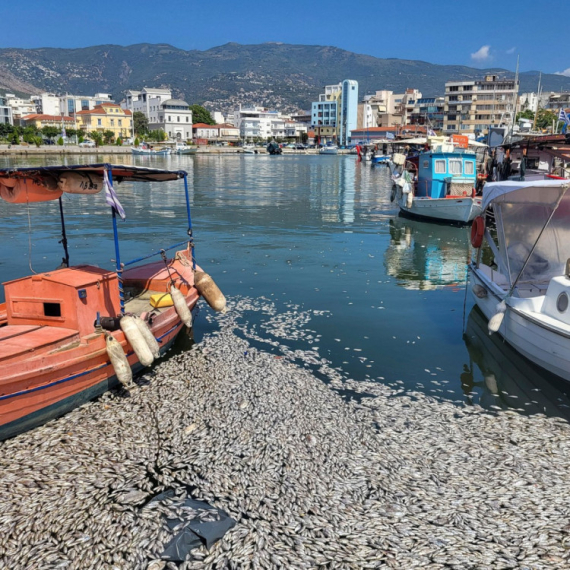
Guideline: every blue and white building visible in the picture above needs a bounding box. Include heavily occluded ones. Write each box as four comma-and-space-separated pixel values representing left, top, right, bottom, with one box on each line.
311, 80, 358, 145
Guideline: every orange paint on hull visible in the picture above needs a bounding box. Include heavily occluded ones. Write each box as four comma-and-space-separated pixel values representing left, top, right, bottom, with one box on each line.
0, 251, 200, 440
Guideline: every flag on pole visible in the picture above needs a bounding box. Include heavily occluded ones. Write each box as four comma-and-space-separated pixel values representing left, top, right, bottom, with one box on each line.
558, 109, 568, 123
104, 170, 126, 220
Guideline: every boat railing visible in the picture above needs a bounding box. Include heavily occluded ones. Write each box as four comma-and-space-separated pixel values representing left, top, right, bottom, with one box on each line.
123, 240, 190, 268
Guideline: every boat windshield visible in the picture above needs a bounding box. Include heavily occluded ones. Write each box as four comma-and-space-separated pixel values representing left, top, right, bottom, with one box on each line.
486, 181, 570, 284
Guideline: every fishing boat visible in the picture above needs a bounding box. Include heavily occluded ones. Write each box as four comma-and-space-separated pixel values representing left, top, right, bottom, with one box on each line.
131, 145, 171, 156
319, 145, 338, 155
469, 178, 570, 382
0, 164, 226, 441
390, 141, 482, 224
175, 143, 198, 156
241, 145, 258, 155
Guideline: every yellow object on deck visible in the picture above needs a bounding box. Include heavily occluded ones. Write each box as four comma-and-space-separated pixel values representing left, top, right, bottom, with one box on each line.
150, 293, 174, 308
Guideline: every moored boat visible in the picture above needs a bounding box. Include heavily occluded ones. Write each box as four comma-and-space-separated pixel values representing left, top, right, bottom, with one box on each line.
175, 143, 198, 155
390, 141, 482, 224
0, 164, 226, 440
469, 178, 570, 382
131, 145, 171, 156
319, 145, 338, 155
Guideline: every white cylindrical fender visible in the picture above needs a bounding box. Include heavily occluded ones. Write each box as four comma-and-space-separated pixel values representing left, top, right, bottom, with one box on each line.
170, 284, 193, 328
194, 271, 227, 313
57, 172, 104, 194
106, 334, 133, 388
120, 315, 154, 366
134, 315, 161, 360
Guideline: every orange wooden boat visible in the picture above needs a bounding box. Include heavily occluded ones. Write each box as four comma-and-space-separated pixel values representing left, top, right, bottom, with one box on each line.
0, 164, 225, 441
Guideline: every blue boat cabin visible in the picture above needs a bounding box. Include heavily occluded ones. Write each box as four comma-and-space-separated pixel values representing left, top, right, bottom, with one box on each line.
416, 150, 477, 199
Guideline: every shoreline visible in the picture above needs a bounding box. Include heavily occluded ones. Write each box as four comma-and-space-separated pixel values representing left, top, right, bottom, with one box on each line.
0, 145, 354, 156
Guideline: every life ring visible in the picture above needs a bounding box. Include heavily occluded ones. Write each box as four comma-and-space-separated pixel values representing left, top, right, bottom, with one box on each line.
471, 216, 485, 248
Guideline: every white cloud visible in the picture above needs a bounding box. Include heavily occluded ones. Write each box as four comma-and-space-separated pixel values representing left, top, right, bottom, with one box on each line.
506, 47, 516, 54
471, 45, 491, 62
555, 68, 570, 77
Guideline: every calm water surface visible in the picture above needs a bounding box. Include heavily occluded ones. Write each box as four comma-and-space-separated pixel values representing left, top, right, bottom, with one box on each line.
1, 153, 569, 418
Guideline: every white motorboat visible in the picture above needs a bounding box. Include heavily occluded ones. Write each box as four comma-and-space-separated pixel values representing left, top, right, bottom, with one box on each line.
241, 145, 258, 154
319, 146, 338, 155
469, 178, 570, 381
175, 144, 198, 155
131, 146, 171, 156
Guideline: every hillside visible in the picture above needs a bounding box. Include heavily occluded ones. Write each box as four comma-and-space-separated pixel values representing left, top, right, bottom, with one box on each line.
0, 42, 568, 112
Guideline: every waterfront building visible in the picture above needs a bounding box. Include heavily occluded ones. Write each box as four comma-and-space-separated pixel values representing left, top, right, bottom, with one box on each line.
149, 99, 193, 141
192, 123, 241, 143
311, 83, 341, 144
0, 95, 13, 125
5, 94, 36, 122
357, 89, 421, 129
545, 92, 570, 112
31, 93, 60, 116
233, 106, 284, 140
120, 88, 172, 120
408, 97, 445, 131
443, 74, 518, 135
350, 125, 427, 144
211, 111, 225, 124
75, 103, 132, 139
339, 80, 359, 147
59, 93, 113, 116
20, 114, 75, 131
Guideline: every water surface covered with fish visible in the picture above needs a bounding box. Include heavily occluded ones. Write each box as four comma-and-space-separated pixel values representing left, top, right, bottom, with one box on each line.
1, 153, 568, 417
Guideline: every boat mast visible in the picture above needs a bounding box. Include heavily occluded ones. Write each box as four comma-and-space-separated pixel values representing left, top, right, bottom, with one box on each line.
532, 72, 542, 132
508, 56, 520, 143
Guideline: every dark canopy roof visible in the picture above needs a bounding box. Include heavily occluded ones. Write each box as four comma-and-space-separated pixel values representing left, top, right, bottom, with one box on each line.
0, 163, 187, 183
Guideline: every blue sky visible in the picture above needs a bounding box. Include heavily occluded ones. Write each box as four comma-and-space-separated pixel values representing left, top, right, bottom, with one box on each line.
1, 0, 568, 77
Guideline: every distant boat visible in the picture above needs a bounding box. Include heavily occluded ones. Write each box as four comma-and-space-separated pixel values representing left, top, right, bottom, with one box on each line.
131, 146, 171, 156
319, 146, 338, 155
241, 145, 258, 154
266, 141, 282, 155
175, 144, 198, 155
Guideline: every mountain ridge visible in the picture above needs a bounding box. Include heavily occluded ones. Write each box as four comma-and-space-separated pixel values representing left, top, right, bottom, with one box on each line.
0, 42, 568, 113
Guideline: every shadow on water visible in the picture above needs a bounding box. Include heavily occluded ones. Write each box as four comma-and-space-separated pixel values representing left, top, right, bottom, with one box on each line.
461, 306, 570, 421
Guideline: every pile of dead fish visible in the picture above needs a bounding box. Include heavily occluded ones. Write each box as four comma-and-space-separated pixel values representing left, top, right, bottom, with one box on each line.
1, 298, 570, 569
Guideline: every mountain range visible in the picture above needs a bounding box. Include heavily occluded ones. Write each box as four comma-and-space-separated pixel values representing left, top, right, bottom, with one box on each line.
1, 42, 569, 113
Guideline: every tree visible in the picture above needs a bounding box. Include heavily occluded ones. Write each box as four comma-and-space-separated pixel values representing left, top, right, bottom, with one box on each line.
134, 137, 140, 147
89, 131, 103, 147
116, 137, 122, 146
10, 132, 19, 145
32, 136, 42, 148
147, 129, 167, 142
535, 109, 563, 131
301, 132, 309, 144
41, 125, 60, 140
57, 137, 64, 146
189, 105, 215, 125
133, 111, 148, 135
516, 109, 534, 122
103, 130, 115, 145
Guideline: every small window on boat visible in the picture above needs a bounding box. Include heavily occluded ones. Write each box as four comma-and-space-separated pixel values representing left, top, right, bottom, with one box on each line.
435, 159, 446, 173
44, 303, 61, 317
465, 161, 475, 175
423, 160, 429, 169
449, 159, 462, 175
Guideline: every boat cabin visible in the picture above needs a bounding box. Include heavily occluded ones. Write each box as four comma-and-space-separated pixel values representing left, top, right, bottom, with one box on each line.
416, 147, 477, 199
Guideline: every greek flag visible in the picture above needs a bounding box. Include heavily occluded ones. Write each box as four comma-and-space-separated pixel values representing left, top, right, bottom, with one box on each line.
104, 170, 126, 220
558, 109, 568, 123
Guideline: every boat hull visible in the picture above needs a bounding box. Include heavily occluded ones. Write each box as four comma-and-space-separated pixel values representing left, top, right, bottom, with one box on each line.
131, 148, 171, 156
398, 195, 482, 224
177, 148, 198, 155
319, 148, 338, 155
0, 255, 200, 441
469, 266, 570, 382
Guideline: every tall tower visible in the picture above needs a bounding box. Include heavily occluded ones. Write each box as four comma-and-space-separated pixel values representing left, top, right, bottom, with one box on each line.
339, 80, 359, 146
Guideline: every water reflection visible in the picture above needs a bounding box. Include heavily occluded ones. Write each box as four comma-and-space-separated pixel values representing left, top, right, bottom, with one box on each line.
384, 216, 470, 290
462, 306, 570, 420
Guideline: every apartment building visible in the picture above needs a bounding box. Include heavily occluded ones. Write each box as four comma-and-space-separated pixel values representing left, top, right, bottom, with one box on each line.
311, 80, 358, 145
357, 89, 422, 129
233, 106, 283, 140
0, 95, 13, 125
443, 74, 518, 135
4, 94, 36, 122
408, 97, 445, 131
150, 99, 193, 141
59, 93, 113, 116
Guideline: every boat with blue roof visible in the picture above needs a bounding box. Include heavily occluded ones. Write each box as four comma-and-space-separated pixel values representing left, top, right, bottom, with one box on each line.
390, 138, 483, 224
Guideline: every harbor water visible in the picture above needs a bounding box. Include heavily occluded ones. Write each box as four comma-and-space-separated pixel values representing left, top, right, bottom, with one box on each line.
1, 153, 568, 417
